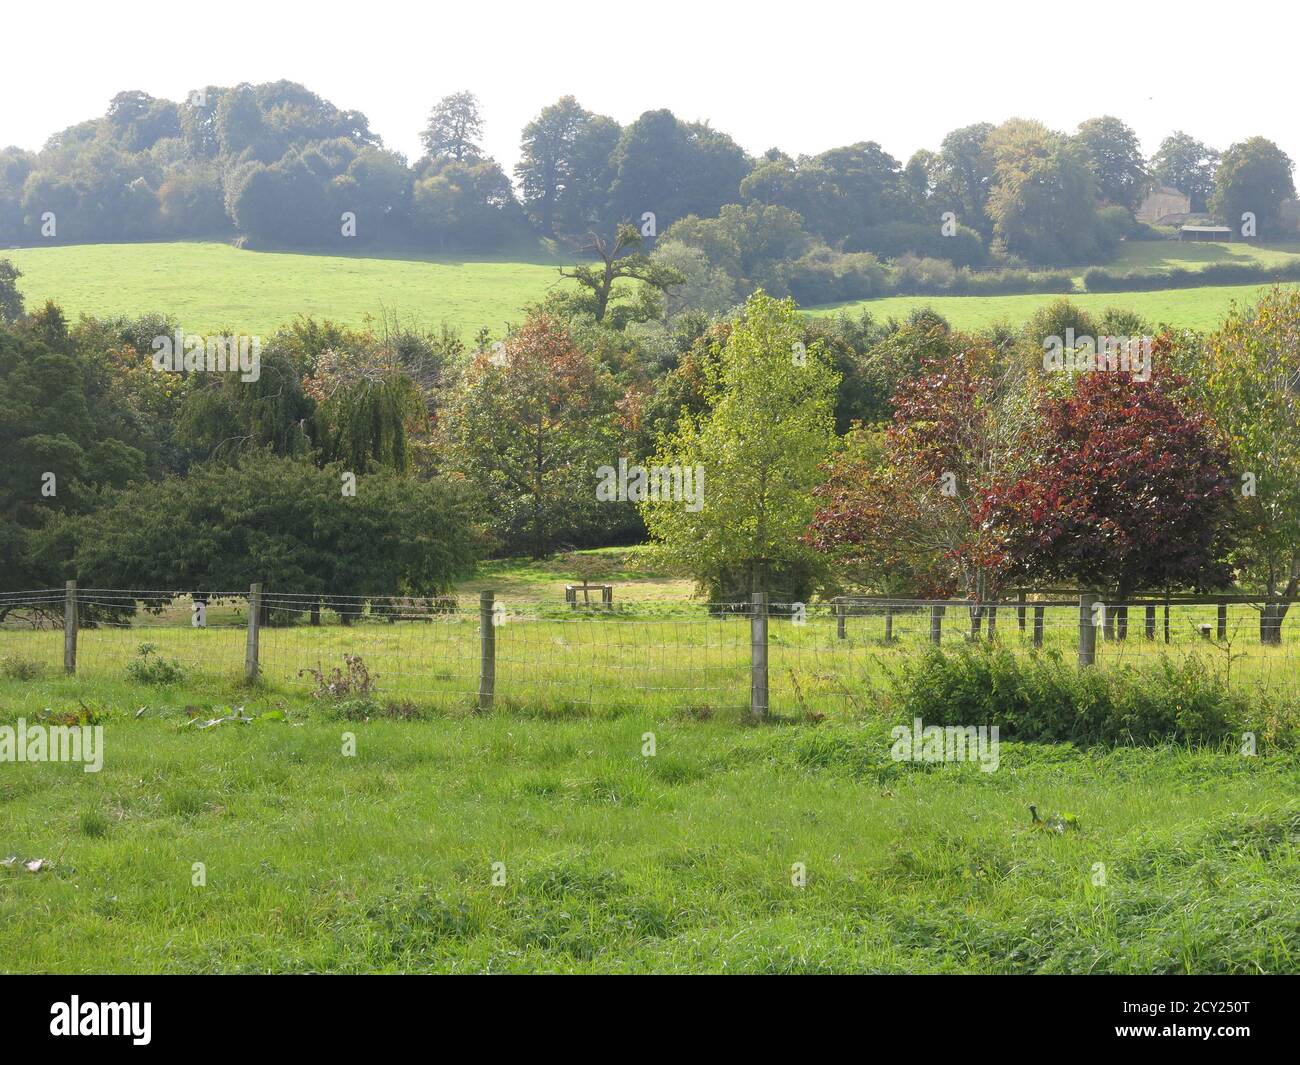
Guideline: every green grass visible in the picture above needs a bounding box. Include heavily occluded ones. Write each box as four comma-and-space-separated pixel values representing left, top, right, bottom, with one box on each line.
809, 282, 1298, 333
3, 560, 1297, 972
3, 596, 1298, 721
1101, 239, 1300, 276
1, 670, 1297, 973
4, 241, 574, 338
8, 239, 1300, 340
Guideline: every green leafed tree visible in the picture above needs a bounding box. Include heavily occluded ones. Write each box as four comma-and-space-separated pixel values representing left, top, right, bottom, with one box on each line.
1149, 131, 1219, 213
65, 451, 481, 605
1170, 287, 1300, 640
516, 96, 593, 237
640, 291, 840, 601
420, 91, 485, 163
1211, 137, 1296, 238
1073, 115, 1148, 211
442, 312, 624, 557
554, 223, 684, 328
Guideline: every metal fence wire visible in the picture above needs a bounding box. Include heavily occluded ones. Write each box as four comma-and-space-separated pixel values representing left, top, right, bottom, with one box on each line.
0, 585, 1297, 716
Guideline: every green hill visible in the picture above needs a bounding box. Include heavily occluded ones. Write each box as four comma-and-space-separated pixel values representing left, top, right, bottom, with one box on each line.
5, 241, 571, 338
7, 239, 1300, 339
807, 282, 1297, 333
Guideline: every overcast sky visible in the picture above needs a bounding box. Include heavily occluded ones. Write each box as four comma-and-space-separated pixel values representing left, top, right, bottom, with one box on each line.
8, 0, 1297, 177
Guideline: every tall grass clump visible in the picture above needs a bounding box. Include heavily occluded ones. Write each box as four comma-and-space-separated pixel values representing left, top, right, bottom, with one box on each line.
890, 644, 1273, 747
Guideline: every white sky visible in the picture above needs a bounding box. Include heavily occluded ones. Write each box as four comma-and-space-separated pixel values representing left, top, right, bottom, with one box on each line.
7, 0, 1298, 179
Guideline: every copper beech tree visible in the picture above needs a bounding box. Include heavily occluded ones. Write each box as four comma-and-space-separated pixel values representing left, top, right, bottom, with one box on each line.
986, 362, 1236, 634
808, 346, 1236, 629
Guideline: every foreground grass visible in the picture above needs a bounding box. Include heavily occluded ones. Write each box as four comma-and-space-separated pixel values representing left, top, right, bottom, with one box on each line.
4, 241, 573, 338
1, 671, 1297, 974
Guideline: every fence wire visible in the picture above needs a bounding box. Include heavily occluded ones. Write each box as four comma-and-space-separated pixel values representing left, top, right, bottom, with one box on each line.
0, 589, 1297, 714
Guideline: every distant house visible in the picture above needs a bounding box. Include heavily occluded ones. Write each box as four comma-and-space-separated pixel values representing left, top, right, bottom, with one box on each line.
1136, 186, 1192, 224
1179, 225, 1233, 242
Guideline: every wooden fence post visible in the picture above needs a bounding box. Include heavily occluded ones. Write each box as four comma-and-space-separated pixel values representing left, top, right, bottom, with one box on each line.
479, 590, 496, 712
987, 605, 998, 640
63, 580, 77, 674
1079, 593, 1098, 667
244, 583, 261, 681
1217, 601, 1227, 641
1017, 590, 1027, 633
1144, 604, 1156, 640
750, 591, 768, 720
883, 604, 894, 642
1032, 605, 1045, 648
929, 604, 943, 645
835, 597, 846, 640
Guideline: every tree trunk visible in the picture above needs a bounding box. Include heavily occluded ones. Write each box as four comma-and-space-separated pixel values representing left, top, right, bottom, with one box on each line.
1260, 602, 1286, 645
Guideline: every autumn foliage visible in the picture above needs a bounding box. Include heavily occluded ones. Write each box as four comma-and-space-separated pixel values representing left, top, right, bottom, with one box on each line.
809, 344, 1237, 599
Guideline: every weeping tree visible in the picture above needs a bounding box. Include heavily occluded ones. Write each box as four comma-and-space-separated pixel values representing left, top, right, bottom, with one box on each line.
305, 347, 425, 473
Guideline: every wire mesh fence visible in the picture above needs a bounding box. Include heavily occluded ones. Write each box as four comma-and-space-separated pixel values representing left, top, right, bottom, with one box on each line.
0, 586, 1297, 716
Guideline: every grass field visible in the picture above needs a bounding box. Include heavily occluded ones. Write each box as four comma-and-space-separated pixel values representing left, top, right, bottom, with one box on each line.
808, 282, 1297, 333
1102, 239, 1300, 276
2, 586, 1298, 718
1, 665, 1297, 973
3, 556, 1298, 973
7, 240, 1300, 340
3, 241, 573, 339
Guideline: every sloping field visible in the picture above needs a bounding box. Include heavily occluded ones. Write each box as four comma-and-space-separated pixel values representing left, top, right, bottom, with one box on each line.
809, 282, 1297, 332
4, 241, 570, 338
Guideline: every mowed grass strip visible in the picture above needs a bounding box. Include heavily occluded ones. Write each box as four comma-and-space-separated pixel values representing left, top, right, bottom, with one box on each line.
0, 678, 1296, 974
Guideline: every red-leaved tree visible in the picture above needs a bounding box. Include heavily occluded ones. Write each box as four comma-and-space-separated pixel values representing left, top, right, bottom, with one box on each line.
806, 347, 1032, 602
984, 366, 1236, 614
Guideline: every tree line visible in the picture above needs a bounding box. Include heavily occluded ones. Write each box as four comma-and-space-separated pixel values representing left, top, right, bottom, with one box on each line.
2, 84, 1295, 301
1, 256, 1296, 637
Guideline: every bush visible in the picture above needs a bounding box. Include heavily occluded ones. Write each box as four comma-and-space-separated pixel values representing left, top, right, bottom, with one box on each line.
886, 257, 1074, 298
857, 222, 988, 268
890, 644, 1259, 746
125, 644, 187, 685
1023, 298, 1098, 345
784, 248, 889, 305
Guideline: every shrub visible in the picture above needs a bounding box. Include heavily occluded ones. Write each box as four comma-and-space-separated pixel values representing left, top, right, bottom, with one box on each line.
885, 258, 1074, 298
784, 248, 889, 305
857, 222, 988, 268
889, 644, 1259, 747
125, 644, 187, 685
1023, 298, 1098, 345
